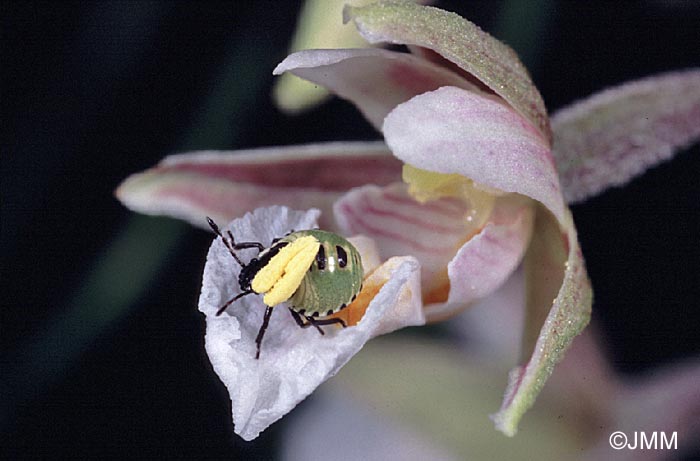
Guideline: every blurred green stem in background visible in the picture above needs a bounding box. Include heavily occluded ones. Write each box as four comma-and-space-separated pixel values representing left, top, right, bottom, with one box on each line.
1, 20, 272, 426
2, 217, 188, 425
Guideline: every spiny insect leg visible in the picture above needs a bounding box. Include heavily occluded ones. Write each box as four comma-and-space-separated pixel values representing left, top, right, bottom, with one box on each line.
255, 306, 274, 359
288, 308, 324, 334
215, 290, 254, 316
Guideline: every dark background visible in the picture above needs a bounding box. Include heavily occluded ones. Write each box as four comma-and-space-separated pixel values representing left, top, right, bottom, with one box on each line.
2, 1, 699, 459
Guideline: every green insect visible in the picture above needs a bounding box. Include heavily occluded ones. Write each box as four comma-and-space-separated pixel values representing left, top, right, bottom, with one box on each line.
207, 218, 364, 359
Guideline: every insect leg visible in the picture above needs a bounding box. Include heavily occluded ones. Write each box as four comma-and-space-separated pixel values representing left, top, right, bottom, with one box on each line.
228, 230, 265, 252
207, 217, 246, 267
288, 308, 324, 334
215, 290, 254, 316
308, 316, 347, 329
255, 306, 274, 359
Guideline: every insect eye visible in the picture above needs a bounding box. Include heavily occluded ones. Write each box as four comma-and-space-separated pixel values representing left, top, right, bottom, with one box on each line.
315, 245, 326, 270
336, 245, 347, 268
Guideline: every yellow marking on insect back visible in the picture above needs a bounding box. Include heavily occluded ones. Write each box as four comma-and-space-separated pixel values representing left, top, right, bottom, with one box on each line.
251, 235, 320, 306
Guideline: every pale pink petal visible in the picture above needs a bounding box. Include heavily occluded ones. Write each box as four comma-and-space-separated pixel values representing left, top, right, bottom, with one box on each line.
200, 206, 424, 440
384, 85, 592, 435
274, 48, 483, 130
344, 1, 550, 140
272, 0, 380, 113
425, 196, 534, 321
492, 207, 592, 436
383, 86, 565, 223
333, 182, 477, 300
552, 69, 700, 203
272, 0, 437, 113
115, 142, 400, 230
335, 184, 534, 322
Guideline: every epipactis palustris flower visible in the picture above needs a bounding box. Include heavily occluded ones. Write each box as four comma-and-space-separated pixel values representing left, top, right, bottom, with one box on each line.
116, 1, 700, 441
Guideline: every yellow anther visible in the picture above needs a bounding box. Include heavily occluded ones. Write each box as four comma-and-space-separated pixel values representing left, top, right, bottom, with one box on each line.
403, 164, 468, 203
402, 164, 497, 229
251, 236, 320, 306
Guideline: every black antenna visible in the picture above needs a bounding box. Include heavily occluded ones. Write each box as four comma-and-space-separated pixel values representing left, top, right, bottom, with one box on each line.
207, 217, 245, 267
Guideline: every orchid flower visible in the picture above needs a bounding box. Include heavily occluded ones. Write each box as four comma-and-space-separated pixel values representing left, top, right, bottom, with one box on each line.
115, 1, 700, 442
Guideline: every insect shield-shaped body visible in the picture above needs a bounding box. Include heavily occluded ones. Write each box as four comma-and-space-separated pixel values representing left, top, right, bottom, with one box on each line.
207, 218, 363, 359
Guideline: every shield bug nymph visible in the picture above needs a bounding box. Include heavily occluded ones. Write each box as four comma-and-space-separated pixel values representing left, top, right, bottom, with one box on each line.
207, 217, 364, 359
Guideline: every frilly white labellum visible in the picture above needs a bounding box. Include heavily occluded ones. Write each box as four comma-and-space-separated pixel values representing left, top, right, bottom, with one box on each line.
198, 206, 425, 440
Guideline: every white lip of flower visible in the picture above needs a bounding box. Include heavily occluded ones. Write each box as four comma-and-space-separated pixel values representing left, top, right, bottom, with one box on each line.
198, 205, 425, 440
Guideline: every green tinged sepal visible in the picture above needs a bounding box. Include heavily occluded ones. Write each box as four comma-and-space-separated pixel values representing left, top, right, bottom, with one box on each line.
492, 207, 592, 436
343, 0, 551, 141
